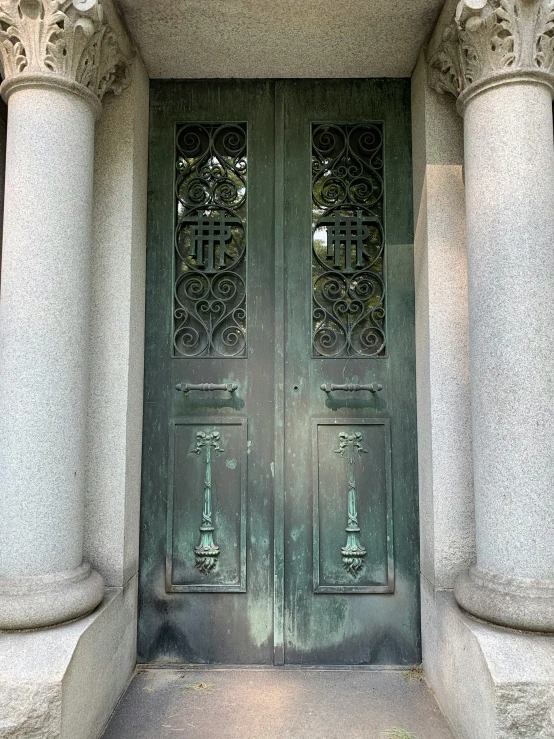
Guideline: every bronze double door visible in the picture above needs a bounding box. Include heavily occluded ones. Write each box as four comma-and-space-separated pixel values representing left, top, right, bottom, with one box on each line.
139, 80, 419, 665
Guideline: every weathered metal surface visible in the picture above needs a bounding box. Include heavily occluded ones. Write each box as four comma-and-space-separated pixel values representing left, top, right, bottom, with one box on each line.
166, 418, 247, 593
312, 419, 394, 595
335, 430, 369, 577
321, 383, 383, 394
175, 383, 238, 394
139, 79, 419, 666
191, 430, 224, 575
140, 81, 275, 664
281, 80, 419, 665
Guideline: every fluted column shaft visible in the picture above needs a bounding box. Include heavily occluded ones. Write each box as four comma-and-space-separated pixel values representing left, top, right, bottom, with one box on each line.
0, 0, 129, 629
430, 0, 554, 631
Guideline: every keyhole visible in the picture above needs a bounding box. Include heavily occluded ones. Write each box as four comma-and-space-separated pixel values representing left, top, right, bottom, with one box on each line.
293, 385, 299, 392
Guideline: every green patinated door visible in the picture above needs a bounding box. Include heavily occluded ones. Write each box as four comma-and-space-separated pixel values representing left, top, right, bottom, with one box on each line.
139, 80, 419, 666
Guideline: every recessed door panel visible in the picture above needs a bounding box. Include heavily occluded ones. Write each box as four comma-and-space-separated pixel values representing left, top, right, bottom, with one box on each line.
313, 419, 393, 594
167, 418, 247, 593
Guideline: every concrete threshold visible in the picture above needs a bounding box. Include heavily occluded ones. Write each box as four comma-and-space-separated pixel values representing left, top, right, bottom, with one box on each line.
101, 667, 455, 739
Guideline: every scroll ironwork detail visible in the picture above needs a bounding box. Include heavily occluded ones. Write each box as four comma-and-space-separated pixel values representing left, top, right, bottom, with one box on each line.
335, 431, 368, 576
312, 123, 385, 357
174, 123, 247, 357
192, 430, 224, 575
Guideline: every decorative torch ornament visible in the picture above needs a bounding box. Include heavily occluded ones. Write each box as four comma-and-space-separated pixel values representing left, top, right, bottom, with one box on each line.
191, 430, 224, 575
335, 431, 368, 576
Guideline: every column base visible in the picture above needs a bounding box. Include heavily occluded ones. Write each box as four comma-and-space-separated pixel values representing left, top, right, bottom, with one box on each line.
0, 578, 137, 739
422, 579, 554, 739
455, 566, 554, 632
0, 563, 104, 630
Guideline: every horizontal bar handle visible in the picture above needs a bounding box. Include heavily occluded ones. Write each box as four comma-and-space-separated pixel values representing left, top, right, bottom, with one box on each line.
320, 383, 383, 394
176, 383, 238, 394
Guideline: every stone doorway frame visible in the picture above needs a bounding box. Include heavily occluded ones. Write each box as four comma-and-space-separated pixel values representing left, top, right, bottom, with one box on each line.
1, 1, 554, 738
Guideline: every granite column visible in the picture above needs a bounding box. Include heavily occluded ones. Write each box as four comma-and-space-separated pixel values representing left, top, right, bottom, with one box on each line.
430, 0, 554, 631
0, 0, 129, 629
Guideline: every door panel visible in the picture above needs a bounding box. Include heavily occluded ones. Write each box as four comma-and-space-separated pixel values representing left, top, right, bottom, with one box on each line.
139, 79, 419, 666
139, 81, 275, 664
281, 80, 419, 665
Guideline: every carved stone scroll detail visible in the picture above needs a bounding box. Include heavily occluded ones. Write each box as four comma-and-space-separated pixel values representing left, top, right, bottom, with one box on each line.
429, 0, 554, 100
0, 0, 129, 101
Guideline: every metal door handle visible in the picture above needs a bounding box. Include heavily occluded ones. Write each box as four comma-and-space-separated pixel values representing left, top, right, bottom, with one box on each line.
320, 383, 382, 394
176, 383, 238, 394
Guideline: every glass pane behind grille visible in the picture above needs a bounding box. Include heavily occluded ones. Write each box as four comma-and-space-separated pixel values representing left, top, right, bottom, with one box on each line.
174, 123, 247, 358
312, 123, 386, 358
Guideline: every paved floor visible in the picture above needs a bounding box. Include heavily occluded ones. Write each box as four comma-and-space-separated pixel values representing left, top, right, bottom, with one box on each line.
102, 668, 455, 739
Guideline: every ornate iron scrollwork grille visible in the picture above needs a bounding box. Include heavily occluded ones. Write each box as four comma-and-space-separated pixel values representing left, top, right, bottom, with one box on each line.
312, 123, 386, 357
174, 123, 247, 357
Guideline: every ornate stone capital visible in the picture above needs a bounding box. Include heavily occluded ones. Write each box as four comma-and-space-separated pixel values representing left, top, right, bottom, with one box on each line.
0, 0, 130, 112
429, 0, 554, 108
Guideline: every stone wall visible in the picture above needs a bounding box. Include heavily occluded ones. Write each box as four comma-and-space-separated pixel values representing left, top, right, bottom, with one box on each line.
85, 56, 149, 590
411, 49, 474, 596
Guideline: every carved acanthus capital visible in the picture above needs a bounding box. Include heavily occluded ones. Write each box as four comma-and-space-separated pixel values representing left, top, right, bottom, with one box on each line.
0, 0, 130, 109
429, 0, 554, 106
